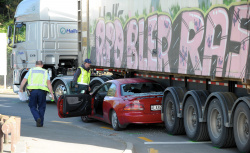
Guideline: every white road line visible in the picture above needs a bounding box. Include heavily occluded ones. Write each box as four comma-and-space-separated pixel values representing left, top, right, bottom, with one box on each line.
144, 141, 212, 145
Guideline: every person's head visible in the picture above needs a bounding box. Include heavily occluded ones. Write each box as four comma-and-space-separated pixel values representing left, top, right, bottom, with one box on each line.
35, 61, 43, 67
84, 59, 91, 68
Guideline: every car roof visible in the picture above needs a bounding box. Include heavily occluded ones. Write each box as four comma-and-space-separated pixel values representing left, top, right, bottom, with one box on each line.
108, 78, 156, 85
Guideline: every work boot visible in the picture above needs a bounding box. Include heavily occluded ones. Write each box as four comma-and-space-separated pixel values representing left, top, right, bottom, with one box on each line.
36, 118, 42, 127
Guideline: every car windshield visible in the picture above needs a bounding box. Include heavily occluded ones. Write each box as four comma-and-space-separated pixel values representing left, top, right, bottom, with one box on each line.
121, 82, 164, 96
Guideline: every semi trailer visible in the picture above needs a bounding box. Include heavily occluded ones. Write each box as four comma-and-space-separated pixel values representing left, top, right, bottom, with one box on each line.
7, 0, 250, 152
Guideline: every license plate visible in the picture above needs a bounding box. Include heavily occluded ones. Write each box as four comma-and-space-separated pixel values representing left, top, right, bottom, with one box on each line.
151, 105, 162, 111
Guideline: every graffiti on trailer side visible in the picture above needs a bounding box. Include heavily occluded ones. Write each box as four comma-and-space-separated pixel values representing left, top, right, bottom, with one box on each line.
90, 3, 250, 80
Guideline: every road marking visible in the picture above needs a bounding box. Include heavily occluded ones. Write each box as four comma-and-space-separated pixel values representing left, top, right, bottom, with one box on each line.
144, 141, 212, 145
51, 121, 71, 124
126, 132, 142, 134
138, 137, 153, 142
0, 104, 11, 107
149, 148, 158, 153
101, 126, 113, 130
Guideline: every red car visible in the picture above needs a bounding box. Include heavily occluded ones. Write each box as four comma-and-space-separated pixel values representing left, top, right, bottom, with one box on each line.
57, 78, 164, 130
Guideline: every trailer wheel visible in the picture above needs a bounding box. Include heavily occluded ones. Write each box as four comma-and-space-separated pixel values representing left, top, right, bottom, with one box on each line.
207, 98, 235, 148
163, 93, 185, 135
184, 97, 209, 141
234, 102, 250, 153
90, 76, 113, 93
53, 80, 67, 104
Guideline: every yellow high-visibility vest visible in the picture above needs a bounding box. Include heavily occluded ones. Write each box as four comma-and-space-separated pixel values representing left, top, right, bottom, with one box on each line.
77, 67, 90, 85
27, 67, 49, 92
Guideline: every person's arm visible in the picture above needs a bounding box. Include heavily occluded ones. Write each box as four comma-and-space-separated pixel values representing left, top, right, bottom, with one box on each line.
73, 68, 81, 83
47, 80, 54, 101
19, 78, 28, 92
72, 68, 81, 87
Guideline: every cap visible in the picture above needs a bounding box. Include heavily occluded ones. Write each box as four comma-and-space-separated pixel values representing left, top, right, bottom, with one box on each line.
84, 58, 91, 64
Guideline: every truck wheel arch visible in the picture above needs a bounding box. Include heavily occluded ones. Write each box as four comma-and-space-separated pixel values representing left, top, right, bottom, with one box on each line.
90, 76, 113, 92
182, 90, 209, 122
51, 78, 69, 90
203, 92, 237, 127
162, 87, 187, 118
230, 96, 250, 125
20, 69, 29, 83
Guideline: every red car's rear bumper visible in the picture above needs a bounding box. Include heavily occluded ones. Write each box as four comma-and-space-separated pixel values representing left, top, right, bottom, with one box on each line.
118, 111, 163, 125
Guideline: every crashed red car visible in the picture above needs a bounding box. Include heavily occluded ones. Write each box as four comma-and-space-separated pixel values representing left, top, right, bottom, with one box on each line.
57, 78, 164, 130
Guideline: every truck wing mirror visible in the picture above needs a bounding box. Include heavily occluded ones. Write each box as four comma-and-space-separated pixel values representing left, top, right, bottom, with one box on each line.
7, 26, 12, 38
7, 38, 12, 45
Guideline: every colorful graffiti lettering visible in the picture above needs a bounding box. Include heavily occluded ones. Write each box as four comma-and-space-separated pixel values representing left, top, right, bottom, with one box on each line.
90, 3, 250, 80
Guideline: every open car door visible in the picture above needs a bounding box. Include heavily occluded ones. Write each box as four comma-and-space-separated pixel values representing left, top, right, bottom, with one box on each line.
57, 94, 91, 118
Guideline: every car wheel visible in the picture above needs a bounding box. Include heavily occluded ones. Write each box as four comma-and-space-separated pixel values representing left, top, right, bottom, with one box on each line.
111, 110, 121, 131
81, 115, 91, 123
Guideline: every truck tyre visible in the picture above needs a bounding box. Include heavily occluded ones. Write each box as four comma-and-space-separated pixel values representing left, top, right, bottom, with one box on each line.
90, 76, 113, 93
53, 80, 67, 104
23, 82, 30, 102
111, 110, 121, 131
233, 102, 250, 153
163, 93, 185, 135
207, 98, 235, 148
184, 97, 209, 141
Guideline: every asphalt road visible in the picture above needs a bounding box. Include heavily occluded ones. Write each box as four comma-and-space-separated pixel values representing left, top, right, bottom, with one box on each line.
0, 94, 240, 153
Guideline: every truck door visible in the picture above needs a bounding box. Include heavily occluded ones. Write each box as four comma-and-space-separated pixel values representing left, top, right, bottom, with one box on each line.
14, 23, 27, 67
57, 94, 92, 118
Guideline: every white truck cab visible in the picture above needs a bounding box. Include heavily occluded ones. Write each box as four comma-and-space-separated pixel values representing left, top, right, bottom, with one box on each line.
7, 0, 78, 93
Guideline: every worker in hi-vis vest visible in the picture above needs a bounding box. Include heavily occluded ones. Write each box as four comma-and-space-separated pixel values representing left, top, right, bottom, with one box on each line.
19, 61, 54, 127
72, 58, 91, 94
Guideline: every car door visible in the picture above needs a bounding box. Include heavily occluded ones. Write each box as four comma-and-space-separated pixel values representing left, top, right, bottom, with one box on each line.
57, 94, 92, 118
102, 83, 117, 121
93, 83, 112, 116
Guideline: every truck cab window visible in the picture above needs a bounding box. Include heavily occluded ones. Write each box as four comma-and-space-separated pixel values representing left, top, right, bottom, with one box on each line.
15, 23, 26, 43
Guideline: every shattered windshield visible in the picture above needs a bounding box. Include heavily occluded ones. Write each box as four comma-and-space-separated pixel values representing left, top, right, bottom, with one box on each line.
121, 82, 164, 96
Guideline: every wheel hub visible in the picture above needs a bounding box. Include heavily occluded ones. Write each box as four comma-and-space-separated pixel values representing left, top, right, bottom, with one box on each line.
244, 119, 249, 136
171, 107, 175, 121
112, 113, 117, 127
216, 114, 222, 133
55, 85, 66, 98
192, 111, 197, 127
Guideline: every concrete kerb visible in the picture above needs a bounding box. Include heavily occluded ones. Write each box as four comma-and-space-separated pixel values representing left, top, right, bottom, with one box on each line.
123, 142, 134, 153
3, 122, 134, 153
72, 123, 135, 153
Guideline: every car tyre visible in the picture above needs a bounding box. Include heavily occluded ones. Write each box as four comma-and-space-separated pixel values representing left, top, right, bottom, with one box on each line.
111, 110, 121, 131
81, 115, 91, 123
